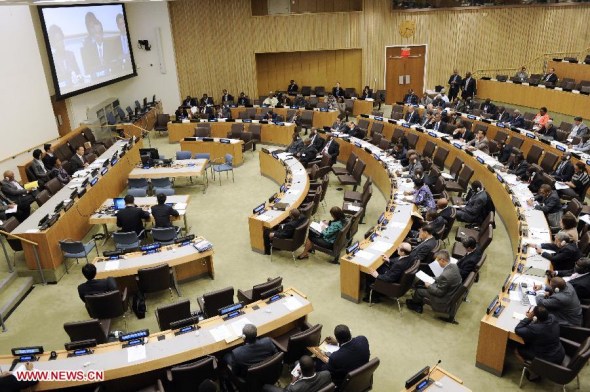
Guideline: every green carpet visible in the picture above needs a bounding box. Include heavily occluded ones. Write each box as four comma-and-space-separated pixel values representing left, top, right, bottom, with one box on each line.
0, 129, 587, 391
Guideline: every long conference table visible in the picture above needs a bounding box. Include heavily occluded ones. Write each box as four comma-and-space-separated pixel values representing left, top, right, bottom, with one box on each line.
248, 150, 310, 253
11, 138, 142, 282
0, 287, 312, 391
477, 78, 589, 118
179, 138, 244, 166
168, 120, 296, 145
348, 114, 552, 376
228, 107, 339, 129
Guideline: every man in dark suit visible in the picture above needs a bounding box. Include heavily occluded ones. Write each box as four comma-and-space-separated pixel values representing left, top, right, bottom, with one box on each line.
407, 249, 462, 314
363, 242, 415, 303
535, 278, 582, 326
287, 80, 299, 94
456, 181, 489, 224
263, 355, 331, 392
494, 106, 511, 123
552, 258, 590, 301
542, 68, 558, 86
319, 134, 340, 165
31, 149, 50, 186
332, 82, 344, 98
479, 98, 497, 116
297, 139, 319, 166
116, 194, 150, 236
427, 113, 445, 132
535, 232, 581, 271
540, 119, 557, 139
403, 89, 419, 105
448, 70, 462, 101
404, 106, 420, 124
151, 193, 179, 228
515, 306, 565, 367
200, 94, 214, 106
308, 129, 325, 151
436, 198, 455, 226
224, 324, 278, 378
220, 89, 234, 104
507, 152, 529, 179
330, 116, 347, 132
42, 144, 58, 171
80, 13, 119, 79
552, 154, 575, 182
237, 92, 250, 106
263, 208, 306, 255
70, 146, 88, 173
456, 237, 482, 281
409, 225, 437, 262
532, 184, 562, 216
509, 110, 525, 128
77, 263, 117, 302
461, 72, 477, 99
324, 325, 370, 387
1, 170, 34, 215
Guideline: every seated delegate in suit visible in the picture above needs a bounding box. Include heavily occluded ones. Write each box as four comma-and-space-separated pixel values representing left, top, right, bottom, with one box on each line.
296, 139, 318, 166
42, 143, 58, 171
514, 305, 565, 374
263, 208, 306, 255
297, 206, 347, 261
466, 129, 490, 154
456, 237, 482, 281
50, 159, 71, 185
323, 325, 370, 388
508, 109, 525, 128
116, 194, 150, 236
1, 170, 34, 216
151, 193, 179, 228
514, 66, 529, 82
559, 162, 590, 201
286, 133, 304, 155
456, 181, 489, 224
344, 122, 365, 139
0, 190, 28, 223
551, 258, 590, 301
319, 134, 339, 165
330, 116, 347, 132
287, 80, 298, 95
539, 119, 557, 139
364, 242, 415, 303
552, 154, 574, 182
557, 211, 579, 243
262, 355, 331, 392
569, 116, 589, 140
77, 263, 117, 302
542, 67, 558, 85
223, 324, 277, 378
406, 178, 435, 210
571, 135, 590, 154
426, 113, 445, 132
533, 232, 581, 271
404, 106, 420, 124
452, 121, 474, 142
70, 146, 89, 173
220, 89, 234, 105
436, 198, 455, 226
479, 98, 497, 116
308, 129, 325, 151
0, 361, 38, 392
200, 94, 214, 106
237, 92, 250, 106
31, 149, 50, 186
360, 85, 372, 100
534, 277, 582, 326
332, 82, 344, 98
403, 89, 419, 105
397, 152, 422, 178
406, 249, 462, 314
494, 106, 511, 123
531, 184, 562, 227
175, 106, 188, 120
408, 225, 437, 263
505, 152, 529, 180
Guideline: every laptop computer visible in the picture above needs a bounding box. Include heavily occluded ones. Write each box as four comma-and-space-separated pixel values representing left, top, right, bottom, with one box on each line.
113, 198, 126, 210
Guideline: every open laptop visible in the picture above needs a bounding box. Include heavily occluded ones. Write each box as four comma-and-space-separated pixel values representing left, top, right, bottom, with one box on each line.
113, 198, 126, 210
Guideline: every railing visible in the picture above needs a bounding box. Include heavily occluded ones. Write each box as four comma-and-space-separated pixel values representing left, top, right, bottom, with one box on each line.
0, 230, 46, 285
474, 47, 590, 79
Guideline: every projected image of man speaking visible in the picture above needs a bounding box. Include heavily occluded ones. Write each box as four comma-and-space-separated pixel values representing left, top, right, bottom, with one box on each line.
81, 12, 119, 80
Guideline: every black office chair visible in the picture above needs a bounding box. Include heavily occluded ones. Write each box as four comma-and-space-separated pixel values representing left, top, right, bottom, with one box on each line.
339, 357, 380, 392
63, 319, 110, 344
85, 289, 128, 330
197, 286, 234, 318
155, 299, 191, 331
231, 352, 284, 392
162, 356, 216, 392
136, 263, 178, 299
271, 323, 322, 364
237, 277, 283, 304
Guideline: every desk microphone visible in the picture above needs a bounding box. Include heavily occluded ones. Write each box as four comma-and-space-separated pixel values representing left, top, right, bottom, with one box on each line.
426, 359, 442, 382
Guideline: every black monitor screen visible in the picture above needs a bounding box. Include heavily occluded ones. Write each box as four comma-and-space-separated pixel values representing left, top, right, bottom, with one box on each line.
38, 4, 137, 99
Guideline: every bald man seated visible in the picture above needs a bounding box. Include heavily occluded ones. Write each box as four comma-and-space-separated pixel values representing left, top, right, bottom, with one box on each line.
223, 324, 278, 378
363, 242, 415, 303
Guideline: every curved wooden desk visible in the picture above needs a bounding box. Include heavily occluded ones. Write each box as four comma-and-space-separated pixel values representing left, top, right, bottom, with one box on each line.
477, 79, 589, 117
0, 288, 312, 391
168, 120, 296, 145
248, 149, 310, 253
359, 115, 552, 376
228, 107, 339, 129
11, 139, 142, 282
548, 60, 590, 84
179, 138, 244, 166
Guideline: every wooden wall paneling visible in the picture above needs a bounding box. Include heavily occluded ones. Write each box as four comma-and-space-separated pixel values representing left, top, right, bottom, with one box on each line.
169, 1, 590, 102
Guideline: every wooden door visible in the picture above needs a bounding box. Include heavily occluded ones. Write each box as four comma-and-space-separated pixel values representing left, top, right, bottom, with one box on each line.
385, 45, 426, 104
51, 95, 71, 136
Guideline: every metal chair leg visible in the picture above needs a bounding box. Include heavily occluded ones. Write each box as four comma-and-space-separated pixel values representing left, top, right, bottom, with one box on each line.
270, 247, 273, 262
396, 298, 402, 314
369, 289, 373, 307
518, 367, 526, 388
291, 251, 296, 263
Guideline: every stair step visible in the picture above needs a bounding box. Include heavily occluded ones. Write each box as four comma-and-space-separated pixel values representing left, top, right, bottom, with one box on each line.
0, 276, 34, 324
0, 272, 16, 292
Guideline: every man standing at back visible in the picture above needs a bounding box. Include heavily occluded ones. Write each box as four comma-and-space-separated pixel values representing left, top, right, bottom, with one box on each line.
224, 324, 278, 378
116, 194, 150, 236
151, 193, 179, 228
324, 324, 370, 387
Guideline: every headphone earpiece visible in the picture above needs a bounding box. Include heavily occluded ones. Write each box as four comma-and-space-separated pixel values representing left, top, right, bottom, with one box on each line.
554, 287, 560, 293
561, 240, 567, 246
532, 316, 538, 322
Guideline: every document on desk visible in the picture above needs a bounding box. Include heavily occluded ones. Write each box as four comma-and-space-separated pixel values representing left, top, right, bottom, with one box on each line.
416, 271, 435, 285
127, 345, 146, 363
352, 250, 376, 266
580, 214, 590, 226
104, 260, 120, 271
209, 325, 232, 342
5, 205, 17, 214
555, 181, 570, 190
509, 290, 522, 302
283, 296, 303, 311
174, 203, 188, 210
229, 318, 253, 337
371, 241, 391, 253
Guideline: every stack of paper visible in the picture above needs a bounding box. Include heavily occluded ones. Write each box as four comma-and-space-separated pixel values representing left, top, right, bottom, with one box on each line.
416, 270, 435, 285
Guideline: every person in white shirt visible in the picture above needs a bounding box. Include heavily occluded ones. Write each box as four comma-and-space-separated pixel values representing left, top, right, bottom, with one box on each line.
263, 93, 278, 107
569, 116, 589, 140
